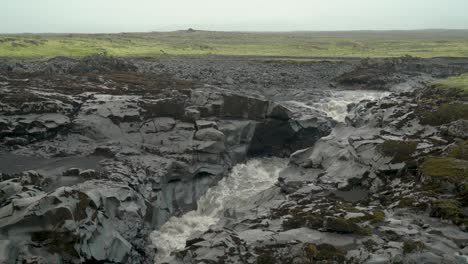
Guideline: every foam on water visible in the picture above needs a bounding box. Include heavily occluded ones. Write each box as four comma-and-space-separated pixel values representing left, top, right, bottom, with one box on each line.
150, 90, 390, 262
150, 158, 287, 262
287, 90, 390, 122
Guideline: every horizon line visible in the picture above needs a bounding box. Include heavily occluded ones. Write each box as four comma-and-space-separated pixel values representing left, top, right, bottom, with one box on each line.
2, 28, 468, 35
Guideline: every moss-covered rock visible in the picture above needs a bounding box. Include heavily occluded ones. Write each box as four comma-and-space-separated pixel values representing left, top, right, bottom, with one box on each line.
460, 182, 468, 206
303, 243, 346, 263
418, 140, 468, 220
416, 81, 468, 127
421, 156, 468, 181
434, 73, 468, 95
325, 217, 370, 235
348, 209, 386, 224
420, 103, 468, 126
282, 211, 324, 231
448, 140, 468, 160
370, 210, 386, 223
378, 140, 417, 163
430, 199, 468, 225
402, 240, 425, 254
397, 197, 417, 208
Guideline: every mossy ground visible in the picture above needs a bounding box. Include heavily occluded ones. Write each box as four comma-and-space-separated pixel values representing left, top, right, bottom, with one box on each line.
430, 199, 468, 226
420, 103, 468, 126
255, 243, 346, 264
420, 156, 468, 179
378, 140, 418, 163
402, 240, 425, 254
418, 140, 468, 226
417, 76, 468, 126
2, 30, 468, 59
448, 140, 468, 160
274, 198, 384, 236
435, 73, 468, 94
420, 141, 468, 183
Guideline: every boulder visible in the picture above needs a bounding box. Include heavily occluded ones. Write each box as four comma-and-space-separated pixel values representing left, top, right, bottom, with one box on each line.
442, 119, 468, 139
194, 128, 225, 142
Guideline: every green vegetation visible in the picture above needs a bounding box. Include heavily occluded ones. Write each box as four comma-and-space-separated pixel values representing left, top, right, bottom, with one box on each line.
378, 140, 418, 163
256, 243, 346, 264
402, 240, 425, 254
2, 30, 468, 59
326, 217, 371, 235
307, 243, 346, 263
420, 103, 468, 126
448, 140, 468, 160
370, 210, 386, 223
435, 73, 468, 94
419, 141, 468, 226
279, 204, 379, 236
418, 76, 468, 126
420, 156, 468, 179
430, 199, 467, 225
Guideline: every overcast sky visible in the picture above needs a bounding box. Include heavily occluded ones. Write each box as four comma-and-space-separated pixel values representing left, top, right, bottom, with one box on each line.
1, 0, 468, 33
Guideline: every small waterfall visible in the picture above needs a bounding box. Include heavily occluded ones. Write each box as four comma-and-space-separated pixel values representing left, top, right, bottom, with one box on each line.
286, 90, 390, 122
150, 158, 287, 263
150, 90, 390, 263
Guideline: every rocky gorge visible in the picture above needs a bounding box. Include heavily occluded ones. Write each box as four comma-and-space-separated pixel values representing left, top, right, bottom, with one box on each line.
0, 55, 468, 264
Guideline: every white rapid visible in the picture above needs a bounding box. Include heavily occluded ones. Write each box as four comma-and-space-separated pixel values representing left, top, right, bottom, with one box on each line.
150, 158, 287, 263
150, 89, 389, 263
286, 90, 390, 122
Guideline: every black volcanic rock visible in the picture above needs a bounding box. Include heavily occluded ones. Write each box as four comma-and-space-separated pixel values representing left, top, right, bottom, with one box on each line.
0, 59, 334, 263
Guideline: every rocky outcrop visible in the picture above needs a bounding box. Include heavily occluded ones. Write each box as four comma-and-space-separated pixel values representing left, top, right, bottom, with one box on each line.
1, 55, 468, 263
0, 60, 334, 263
335, 57, 468, 90
166, 86, 468, 264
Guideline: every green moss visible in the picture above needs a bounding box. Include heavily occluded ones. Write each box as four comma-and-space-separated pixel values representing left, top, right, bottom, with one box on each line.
303, 243, 318, 261
419, 142, 468, 210
370, 210, 386, 223
314, 244, 346, 262
460, 182, 468, 206
430, 199, 467, 225
326, 217, 370, 235
378, 140, 418, 163
282, 212, 323, 231
397, 197, 416, 208
435, 73, 468, 94
281, 207, 371, 235
449, 141, 468, 161
402, 240, 425, 254
420, 157, 468, 180
420, 103, 468, 126
350, 210, 386, 223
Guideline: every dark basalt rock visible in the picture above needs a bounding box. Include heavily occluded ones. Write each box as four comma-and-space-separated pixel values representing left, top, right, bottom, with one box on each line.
168, 84, 468, 264
335, 57, 468, 90
0, 58, 334, 263
1, 56, 468, 263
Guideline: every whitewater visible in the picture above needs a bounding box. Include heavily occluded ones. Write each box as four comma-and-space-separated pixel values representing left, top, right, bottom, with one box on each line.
150, 90, 388, 263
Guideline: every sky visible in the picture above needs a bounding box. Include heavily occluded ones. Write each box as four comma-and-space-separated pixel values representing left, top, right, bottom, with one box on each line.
1, 0, 468, 33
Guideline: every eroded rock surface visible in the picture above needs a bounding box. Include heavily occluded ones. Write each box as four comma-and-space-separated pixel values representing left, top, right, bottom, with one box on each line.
162, 63, 468, 264
0, 56, 335, 263
1, 55, 468, 263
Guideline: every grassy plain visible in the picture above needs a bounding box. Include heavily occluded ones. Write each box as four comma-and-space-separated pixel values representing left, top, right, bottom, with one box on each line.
1, 30, 468, 60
